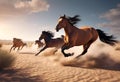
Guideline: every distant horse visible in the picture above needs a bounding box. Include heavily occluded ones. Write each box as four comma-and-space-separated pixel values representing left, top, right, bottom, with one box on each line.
35, 40, 44, 48
55, 15, 118, 58
35, 31, 64, 56
10, 38, 27, 52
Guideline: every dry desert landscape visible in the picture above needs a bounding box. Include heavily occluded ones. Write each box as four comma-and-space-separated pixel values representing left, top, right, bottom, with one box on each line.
0, 41, 120, 82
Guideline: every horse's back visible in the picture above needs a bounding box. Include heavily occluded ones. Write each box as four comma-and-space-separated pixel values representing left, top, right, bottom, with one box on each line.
80, 26, 98, 41
47, 38, 64, 48
13, 38, 24, 47
80, 26, 97, 33
80, 26, 91, 29
52, 38, 64, 44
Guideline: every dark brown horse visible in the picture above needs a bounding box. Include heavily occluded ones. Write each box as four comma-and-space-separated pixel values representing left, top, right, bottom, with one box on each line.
10, 38, 27, 52
55, 15, 118, 58
35, 40, 44, 48
35, 31, 64, 56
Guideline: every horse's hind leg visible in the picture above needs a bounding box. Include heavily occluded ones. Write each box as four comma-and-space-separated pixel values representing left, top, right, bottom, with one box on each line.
10, 46, 14, 52
76, 41, 93, 58
81, 44, 90, 55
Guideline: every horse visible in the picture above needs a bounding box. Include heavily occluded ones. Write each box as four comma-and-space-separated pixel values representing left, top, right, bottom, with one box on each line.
55, 15, 118, 58
35, 31, 64, 56
35, 40, 44, 48
10, 38, 27, 52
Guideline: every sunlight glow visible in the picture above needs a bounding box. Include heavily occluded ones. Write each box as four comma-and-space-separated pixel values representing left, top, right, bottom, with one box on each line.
0, 23, 14, 40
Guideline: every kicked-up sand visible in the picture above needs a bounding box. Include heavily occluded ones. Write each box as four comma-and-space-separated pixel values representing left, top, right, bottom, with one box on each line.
0, 42, 120, 82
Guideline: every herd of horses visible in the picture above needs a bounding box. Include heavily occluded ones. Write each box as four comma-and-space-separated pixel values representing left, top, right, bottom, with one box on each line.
10, 15, 118, 58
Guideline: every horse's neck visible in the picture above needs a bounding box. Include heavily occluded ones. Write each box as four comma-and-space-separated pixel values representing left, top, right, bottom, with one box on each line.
44, 37, 51, 43
64, 22, 76, 35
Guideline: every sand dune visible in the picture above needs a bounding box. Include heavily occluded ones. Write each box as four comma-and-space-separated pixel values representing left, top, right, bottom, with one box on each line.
0, 43, 120, 82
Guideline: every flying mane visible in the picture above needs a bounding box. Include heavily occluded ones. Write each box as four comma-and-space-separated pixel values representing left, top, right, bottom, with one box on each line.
60, 15, 81, 26
42, 31, 54, 38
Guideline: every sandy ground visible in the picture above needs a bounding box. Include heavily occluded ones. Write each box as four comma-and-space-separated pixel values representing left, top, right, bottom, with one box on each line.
0, 42, 120, 82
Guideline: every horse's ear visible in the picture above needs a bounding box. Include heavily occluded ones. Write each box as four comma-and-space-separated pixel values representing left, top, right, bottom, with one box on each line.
42, 31, 45, 33
63, 14, 66, 18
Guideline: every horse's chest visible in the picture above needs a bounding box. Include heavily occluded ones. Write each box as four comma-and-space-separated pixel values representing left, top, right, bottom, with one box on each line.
64, 36, 69, 43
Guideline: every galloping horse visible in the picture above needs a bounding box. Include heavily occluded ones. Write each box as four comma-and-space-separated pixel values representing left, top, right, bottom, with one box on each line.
10, 38, 27, 52
35, 40, 44, 48
35, 31, 64, 56
55, 15, 118, 58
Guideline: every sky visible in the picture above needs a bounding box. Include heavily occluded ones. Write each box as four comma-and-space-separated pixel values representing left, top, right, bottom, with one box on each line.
0, 0, 120, 41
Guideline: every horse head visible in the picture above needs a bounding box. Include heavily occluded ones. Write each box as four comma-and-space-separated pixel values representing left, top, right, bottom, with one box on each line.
56, 14, 81, 32
56, 14, 67, 32
35, 40, 39, 45
39, 31, 54, 41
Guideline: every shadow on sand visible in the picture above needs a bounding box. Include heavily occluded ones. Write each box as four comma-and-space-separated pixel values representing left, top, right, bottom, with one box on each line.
0, 68, 44, 82
61, 53, 120, 71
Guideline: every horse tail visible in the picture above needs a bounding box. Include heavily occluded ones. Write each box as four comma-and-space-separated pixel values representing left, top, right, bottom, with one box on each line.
96, 29, 118, 46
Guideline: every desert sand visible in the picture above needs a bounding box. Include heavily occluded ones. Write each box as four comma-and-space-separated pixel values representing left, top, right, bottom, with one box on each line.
0, 42, 120, 82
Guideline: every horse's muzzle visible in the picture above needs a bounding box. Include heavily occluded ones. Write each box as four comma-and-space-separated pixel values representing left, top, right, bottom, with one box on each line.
56, 28, 59, 32
55, 25, 59, 32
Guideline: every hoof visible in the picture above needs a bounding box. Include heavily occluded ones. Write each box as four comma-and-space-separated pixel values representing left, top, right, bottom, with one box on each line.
64, 53, 74, 57
35, 54, 38, 56
71, 53, 74, 55
75, 55, 81, 58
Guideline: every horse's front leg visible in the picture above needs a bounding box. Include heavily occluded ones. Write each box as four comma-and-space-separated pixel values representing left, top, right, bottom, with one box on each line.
13, 47, 16, 50
35, 46, 47, 56
53, 49, 58, 54
10, 46, 14, 52
17, 47, 20, 51
61, 43, 74, 57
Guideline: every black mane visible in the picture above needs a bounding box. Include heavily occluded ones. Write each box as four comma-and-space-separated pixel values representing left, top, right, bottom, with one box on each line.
42, 31, 54, 38
61, 15, 81, 26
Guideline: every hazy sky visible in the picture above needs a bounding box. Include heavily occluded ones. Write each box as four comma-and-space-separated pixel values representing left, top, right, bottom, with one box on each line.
0, 0, 120, 41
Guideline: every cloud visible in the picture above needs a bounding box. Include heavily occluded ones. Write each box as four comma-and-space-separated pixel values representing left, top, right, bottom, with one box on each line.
0, 0, 50, 17
15, 0, 50, 13
99, 4, 120, 35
